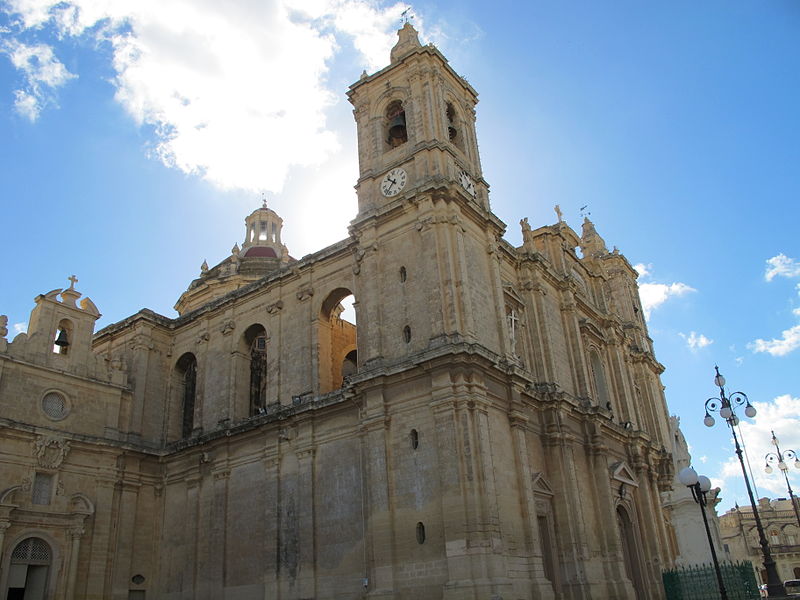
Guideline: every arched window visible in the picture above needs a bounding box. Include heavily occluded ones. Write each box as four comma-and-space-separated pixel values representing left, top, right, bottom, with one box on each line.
7, 537, 52, 598
243, 324, 268, 415
385, 100, 407, 149
176, 353, 197, 438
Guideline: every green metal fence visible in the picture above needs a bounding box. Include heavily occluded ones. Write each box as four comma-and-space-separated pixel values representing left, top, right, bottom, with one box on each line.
662, 561, 761, 600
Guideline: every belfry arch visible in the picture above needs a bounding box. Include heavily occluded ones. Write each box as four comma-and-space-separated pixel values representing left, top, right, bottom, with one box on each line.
318, 288, 358, 394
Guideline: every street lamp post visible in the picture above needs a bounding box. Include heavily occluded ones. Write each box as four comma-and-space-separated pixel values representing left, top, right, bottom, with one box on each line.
703, 366, 786, 597
764, 430, 800, 529
678, 466, 728, 600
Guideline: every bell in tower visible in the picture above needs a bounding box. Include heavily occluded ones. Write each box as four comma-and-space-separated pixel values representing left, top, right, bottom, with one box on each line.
386, 100, 408, 148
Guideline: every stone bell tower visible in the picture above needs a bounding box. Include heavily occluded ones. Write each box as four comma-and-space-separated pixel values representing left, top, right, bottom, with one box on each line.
347, 24, 510, 365
348, 22, 488, 218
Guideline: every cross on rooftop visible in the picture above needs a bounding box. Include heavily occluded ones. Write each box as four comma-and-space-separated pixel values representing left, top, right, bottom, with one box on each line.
67, 275, 78, 289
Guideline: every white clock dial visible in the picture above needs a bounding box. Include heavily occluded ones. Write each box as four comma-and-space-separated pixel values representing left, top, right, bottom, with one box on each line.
380, 167, 408, 197
458, 170, 476, 197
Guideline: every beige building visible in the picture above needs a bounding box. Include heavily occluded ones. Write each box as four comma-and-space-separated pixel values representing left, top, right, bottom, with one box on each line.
0, 24, 679, 600
720, 497, 800, 584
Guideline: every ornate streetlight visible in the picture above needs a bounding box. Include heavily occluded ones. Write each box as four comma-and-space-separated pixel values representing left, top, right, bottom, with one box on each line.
678, 466, 728, 600
764, 430, 800, 528
703, 366, 786, 597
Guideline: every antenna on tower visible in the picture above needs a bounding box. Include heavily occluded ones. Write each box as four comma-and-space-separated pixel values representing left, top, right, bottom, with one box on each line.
400, 7, 414, 25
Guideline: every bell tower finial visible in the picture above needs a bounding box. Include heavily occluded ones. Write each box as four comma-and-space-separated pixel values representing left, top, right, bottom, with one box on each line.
390, 19, 422, 63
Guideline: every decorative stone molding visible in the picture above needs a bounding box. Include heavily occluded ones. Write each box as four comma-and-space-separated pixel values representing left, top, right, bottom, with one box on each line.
33, 435, 71, 469
220, 320, 236, 335
196, 332, 210, 345
266, 300, 284, 314
296, 287, 314, 302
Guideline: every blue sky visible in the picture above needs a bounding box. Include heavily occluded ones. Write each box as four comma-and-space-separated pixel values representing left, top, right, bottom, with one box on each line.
1, 0, 798, 514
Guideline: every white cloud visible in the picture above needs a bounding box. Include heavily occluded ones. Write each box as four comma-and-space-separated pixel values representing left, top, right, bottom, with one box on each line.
749, 325, 800, 357
0, 39, 76, 120
13, 322, 27, 334
1, 0, 415, 190
633, 262, 652, 278
679, 331, 713, 351
699, 455, 708, 464
638, 281, 695, 320
765, 253, 800, 282
713, 395, 800, 499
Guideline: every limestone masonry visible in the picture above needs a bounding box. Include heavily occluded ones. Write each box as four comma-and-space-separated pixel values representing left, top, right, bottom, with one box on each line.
0, 24, 679, 599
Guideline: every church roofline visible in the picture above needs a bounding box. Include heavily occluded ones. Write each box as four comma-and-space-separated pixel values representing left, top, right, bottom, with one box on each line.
93, 236, 357, 343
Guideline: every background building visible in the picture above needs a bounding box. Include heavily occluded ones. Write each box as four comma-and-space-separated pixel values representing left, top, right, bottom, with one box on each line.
720, 497, 800, 585
0, 25, 677, 600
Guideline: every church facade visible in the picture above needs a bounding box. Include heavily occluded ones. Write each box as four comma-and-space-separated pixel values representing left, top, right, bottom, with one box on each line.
0, 24, 676, 600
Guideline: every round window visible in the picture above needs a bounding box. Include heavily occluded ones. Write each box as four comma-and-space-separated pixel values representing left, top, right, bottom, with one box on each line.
41, 391, 69, 420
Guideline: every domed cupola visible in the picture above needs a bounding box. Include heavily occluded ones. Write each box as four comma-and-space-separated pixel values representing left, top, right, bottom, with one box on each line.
174, 200, 293, 315
241, 199, 286, 258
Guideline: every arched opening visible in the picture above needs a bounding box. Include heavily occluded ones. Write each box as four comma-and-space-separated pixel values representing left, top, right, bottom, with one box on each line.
243, 324, 268, 415
445, 101, 466, 153
53, 318, 72, 354
590, 350, 611, 411
385, 100, 407, 149
319, 289, 357, 394
175, 353, 197, 438
617, 506, 645, 600
6, 537, 52, 600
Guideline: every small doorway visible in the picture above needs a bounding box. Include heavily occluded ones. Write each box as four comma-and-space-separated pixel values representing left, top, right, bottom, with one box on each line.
6, 537, 52, 600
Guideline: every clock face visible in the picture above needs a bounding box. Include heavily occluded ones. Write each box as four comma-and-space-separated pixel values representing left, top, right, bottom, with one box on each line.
380, 167, 407, 197
458, 170, 476, 197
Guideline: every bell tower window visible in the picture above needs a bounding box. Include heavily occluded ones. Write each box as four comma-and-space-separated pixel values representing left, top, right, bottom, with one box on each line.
53, 319, 72, 354
385, 100, 407, 149
446, 101, 465, 152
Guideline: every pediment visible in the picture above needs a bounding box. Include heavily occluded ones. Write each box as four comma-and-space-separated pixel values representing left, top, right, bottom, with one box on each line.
502, 283, 525, 307
609, 461, 638, 488
531, 472, 554, 496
